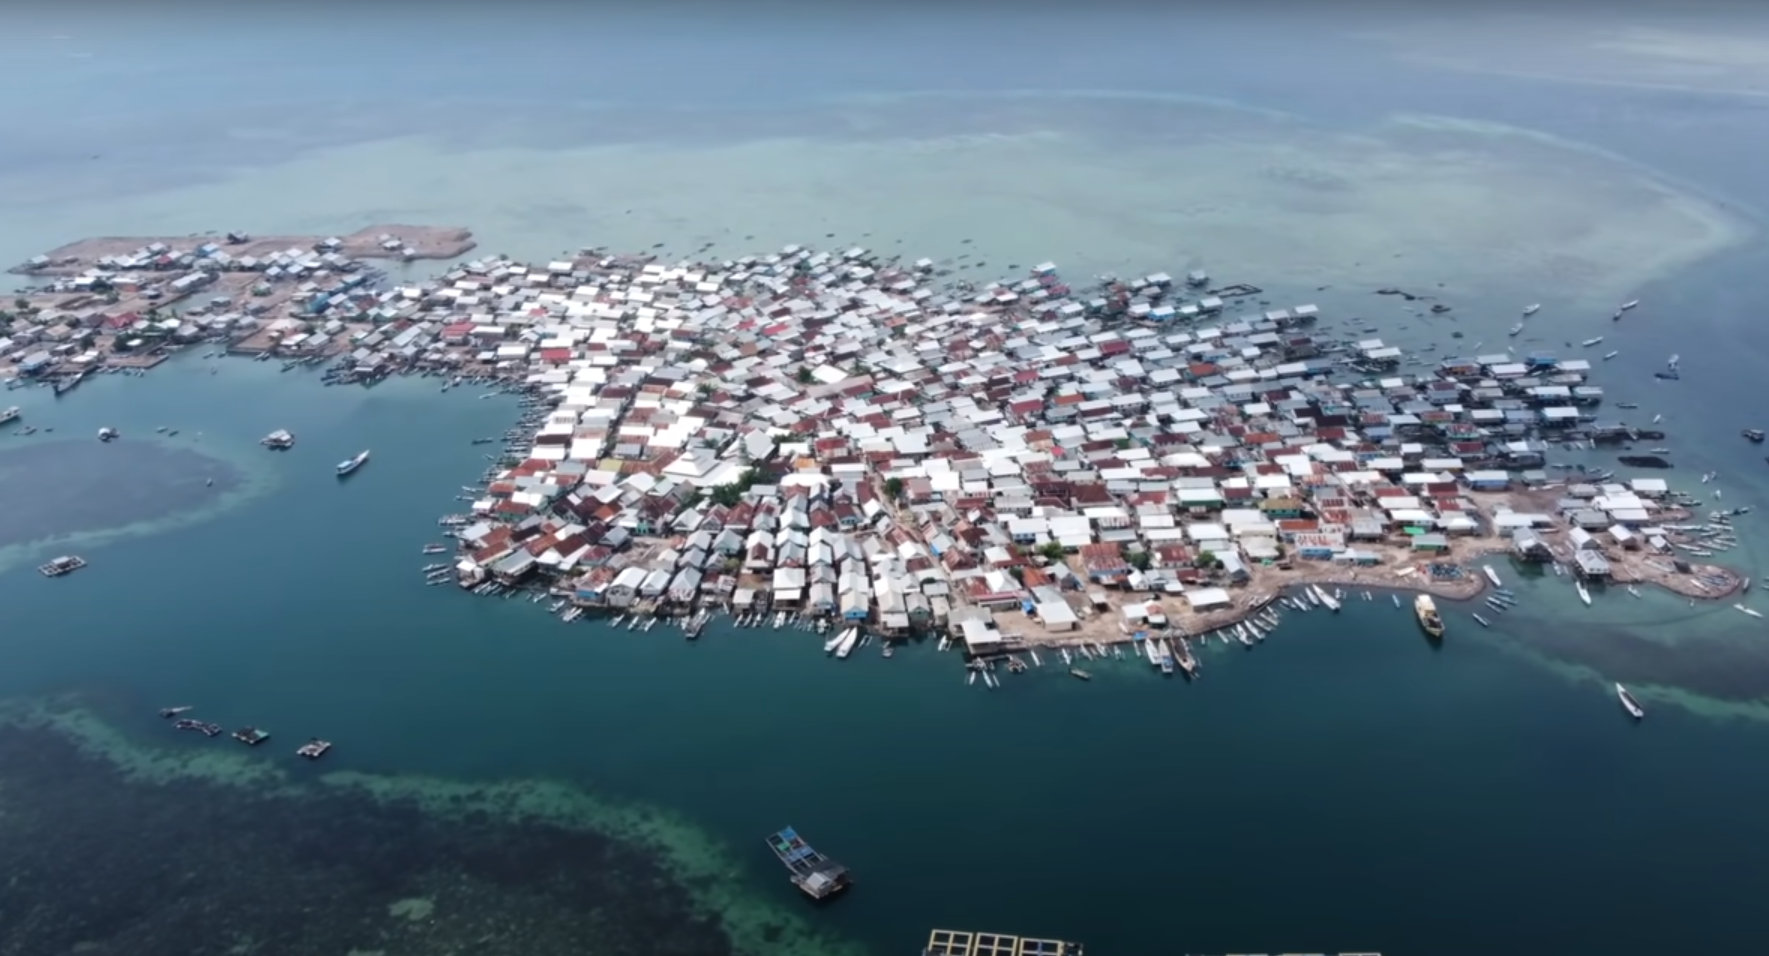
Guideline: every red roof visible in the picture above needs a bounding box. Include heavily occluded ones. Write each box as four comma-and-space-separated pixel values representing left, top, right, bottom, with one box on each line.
539, 348, 572, 363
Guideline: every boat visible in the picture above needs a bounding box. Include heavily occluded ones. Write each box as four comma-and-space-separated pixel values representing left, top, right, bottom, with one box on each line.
0, 406, 19, 425
766, 827, 852, 900
823, 627, 847, 654
1414, 594, 1446, 639
1744, 428, 1766, 443
1735, 604, 1763, 619
1576, 580, 1592, 606
1482, 565, 1502, 587
261, 429, 295, 449
834, 627, 861, 659
1616, 683, 1645, 719
1507, 322, 1524, 336
173, 718, 223, 737
157, 706, 194, 718
296, 738, 332, 759
1313, 585, 1340, 611
1603, 351, 1619, 360
1581, 336, 1604, 347
336, 449, 370, 477
1472, 613, 1490, 627
38, 555, 86, 577
231, 727, 271, 746
1523, 303, 1540, 316
1620, 299, 1640, 311
1070, 668, 1092, 681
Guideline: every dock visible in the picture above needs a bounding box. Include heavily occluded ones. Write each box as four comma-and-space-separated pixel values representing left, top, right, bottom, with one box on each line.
766, 826, 852, 900
923, 930, 1082, 956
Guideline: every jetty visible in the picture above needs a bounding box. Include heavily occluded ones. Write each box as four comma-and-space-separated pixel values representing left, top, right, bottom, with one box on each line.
766, 826, 852, 900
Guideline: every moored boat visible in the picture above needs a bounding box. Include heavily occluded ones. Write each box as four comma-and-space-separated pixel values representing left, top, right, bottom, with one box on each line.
1483, 565, 1502, 587
1576, 580, 1592, 606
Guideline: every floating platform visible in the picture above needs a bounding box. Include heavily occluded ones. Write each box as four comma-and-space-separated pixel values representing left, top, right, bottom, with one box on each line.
296, 738, 332, 759
231, 727, 271, 746
766, 826, 851, 900
923, 929, 1082, 956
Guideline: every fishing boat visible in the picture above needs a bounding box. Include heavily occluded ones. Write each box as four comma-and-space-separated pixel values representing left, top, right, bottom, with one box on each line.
1620, 299, 1640, 311
1070, 668, 1092, 681
231, 727, 271, 746
1313, 585, 1340, 611
296, 738, 332, 759
336, 449, 370, 477
1603, 350, 1619, 360
824, 627, 849, 654
834, 627, 861, 659
1744, 429, 1766, 443
1414, 594, 1446, 639
766, 827, 852, 900
1507, 322, 1524, 336
1523, 303, 1540, 316
1576, 580, 1592, 606
1581, 336, 1604, 347
1616, 683, 1645, 719
1483, 565, 1502, 587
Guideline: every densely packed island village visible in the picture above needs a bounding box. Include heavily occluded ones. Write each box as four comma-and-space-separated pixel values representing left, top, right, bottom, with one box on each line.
4, 229, 1753, 674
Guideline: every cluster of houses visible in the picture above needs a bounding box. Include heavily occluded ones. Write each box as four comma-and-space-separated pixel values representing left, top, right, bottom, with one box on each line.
3, 233, 434, 376
380, 244, 1680, 638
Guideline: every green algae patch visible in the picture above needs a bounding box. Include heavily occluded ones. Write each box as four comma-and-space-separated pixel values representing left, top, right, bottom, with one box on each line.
0, 695, 863, 956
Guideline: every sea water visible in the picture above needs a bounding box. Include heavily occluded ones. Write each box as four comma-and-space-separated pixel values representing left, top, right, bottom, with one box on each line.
6, 9, 1769, 955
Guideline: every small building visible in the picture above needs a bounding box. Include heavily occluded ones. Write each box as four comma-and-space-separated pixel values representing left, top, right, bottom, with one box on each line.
1573, 549, 1612, 580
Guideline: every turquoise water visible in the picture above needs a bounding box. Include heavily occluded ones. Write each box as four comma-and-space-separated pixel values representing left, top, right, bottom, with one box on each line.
3, 357, 1769, 954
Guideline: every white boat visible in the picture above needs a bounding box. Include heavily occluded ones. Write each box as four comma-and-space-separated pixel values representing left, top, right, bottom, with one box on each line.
1603, 351, 1619, 360
336, 449, 370, 477
1482, 565, 1502, 587
1627, 585, 1642, 598
1620, 299, 1640, 311
1523, 303, 1540, 316
824, 627, 849, 654
1312, 585, 1340, 611
834, 627, 861, 659
772, 611, 786, 629
1616, 683, 1645, 719
1507, 322, 1524, 336
1735, 604, 1763, 619
1472, 613, 1490, 627
1581, 336, 1604, 347
1576, 580, 1592, 606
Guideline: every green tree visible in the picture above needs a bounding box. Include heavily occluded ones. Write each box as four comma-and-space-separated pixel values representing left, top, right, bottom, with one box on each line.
12, 297, 27, 312
796, 366, 814, 384
884, 477, 904, 500
1196, 549, 1217, 568
1127, 550, 1152, 571
1037, 541, 1067, 562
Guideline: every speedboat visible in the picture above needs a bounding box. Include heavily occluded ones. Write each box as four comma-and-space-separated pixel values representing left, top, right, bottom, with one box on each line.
1616, 683, 1645, 719
1620, 299, 1640, 311
1523, 303, 1541, 316
1576, 580, 1592, 606
158, 706, 194, 718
